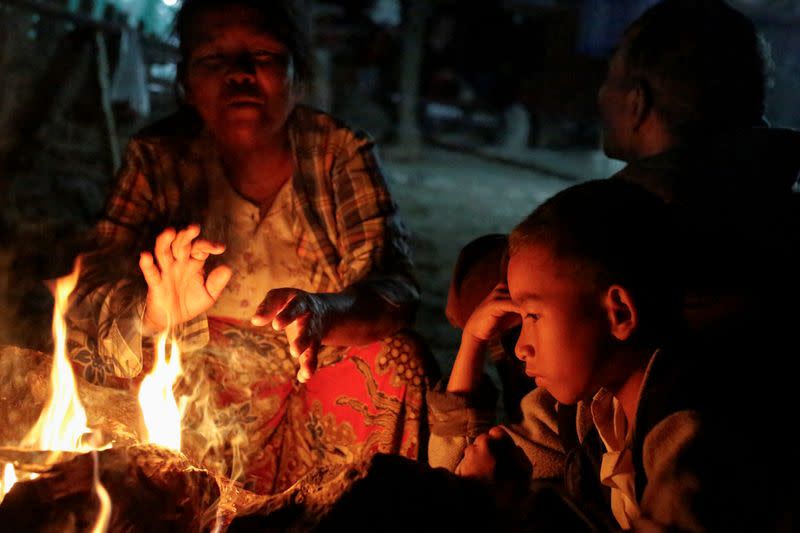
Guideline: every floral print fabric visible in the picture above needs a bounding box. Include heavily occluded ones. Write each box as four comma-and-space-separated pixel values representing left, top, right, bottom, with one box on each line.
179, 317, 431, 494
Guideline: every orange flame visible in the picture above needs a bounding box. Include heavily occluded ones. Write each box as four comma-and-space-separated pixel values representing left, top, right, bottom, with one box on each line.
90, 450, 111, 533
138, 333, 183, 450
16, 260, 113, 530
20, 261, 92, 455
1, 463, 17, 503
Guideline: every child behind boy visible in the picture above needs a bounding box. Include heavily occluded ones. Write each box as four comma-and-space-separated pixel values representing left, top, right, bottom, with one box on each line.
444, 233, 533, 424
429, 179, 790, 531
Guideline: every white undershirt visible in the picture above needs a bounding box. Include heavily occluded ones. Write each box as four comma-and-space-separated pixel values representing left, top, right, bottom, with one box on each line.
204, 173, 318, 320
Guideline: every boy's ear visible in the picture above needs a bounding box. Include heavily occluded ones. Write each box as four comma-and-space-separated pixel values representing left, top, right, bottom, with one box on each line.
604, 285, 638, 341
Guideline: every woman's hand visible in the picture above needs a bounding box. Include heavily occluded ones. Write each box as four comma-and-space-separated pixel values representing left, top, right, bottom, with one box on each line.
139, 225, 231, 334
462, 282, 521, 345
251, 288, 331, 383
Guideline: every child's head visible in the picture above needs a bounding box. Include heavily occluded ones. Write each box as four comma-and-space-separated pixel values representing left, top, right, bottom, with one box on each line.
507, 180, 677, 404
446, 233, 508, 329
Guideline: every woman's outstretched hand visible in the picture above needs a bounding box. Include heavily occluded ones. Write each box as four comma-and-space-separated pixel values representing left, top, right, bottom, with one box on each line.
251, 288, 333, 383
139, 225, 231, 334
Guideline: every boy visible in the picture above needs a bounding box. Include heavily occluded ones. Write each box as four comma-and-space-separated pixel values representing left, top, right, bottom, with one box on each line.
429, 180, 789, 531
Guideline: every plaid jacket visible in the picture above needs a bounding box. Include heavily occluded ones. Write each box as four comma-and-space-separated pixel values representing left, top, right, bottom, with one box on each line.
67, 105, 418, 383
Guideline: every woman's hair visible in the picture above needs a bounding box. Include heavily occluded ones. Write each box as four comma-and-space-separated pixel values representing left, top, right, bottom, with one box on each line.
509, 179, 679, 340
174, 0, 313, 85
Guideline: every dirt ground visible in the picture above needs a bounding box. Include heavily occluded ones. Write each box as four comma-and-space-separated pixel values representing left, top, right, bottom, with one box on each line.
381, 146, 578, 373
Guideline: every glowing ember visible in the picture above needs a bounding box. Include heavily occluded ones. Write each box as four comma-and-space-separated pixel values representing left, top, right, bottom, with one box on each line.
1, 463, 17, 503
20, 261, 93, 455
138, 333, 183, 451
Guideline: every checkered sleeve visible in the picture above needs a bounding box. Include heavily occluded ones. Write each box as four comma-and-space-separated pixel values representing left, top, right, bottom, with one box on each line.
67, 140, 209, 385
332, 130, 419, 307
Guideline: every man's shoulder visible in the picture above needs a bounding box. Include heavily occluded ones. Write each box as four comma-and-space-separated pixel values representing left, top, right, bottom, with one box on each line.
613, 127, 800, 201
609, 153, 681, 203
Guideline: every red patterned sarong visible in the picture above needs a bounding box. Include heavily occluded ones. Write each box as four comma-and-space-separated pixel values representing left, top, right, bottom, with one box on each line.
177, 316, 434, 494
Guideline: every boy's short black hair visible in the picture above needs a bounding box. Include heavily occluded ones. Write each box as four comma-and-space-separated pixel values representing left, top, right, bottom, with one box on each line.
620, 0, 769, 137
174, 0, 313, 85
509, 179, 678, 339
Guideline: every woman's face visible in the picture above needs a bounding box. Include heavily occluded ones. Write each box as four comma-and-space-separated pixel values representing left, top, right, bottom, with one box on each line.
182, 5, 297, 148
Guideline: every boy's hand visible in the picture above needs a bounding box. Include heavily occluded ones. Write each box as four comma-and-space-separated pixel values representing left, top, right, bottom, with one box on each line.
447, 283, 521, 393
456, 426, 532, 482
462, 282, 521, 345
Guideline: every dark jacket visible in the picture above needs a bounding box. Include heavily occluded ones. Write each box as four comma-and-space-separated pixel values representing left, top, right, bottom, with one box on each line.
558, 337, 794, 532
611, 127, 800, 340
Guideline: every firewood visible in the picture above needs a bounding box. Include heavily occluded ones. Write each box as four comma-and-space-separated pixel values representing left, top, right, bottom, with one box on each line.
0, 444, 223, 532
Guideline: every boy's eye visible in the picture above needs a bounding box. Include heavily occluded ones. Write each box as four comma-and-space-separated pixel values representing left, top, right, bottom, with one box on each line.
524, 313, 539, 322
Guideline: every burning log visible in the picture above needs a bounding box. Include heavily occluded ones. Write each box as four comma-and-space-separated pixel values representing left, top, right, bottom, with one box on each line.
0, 345, 242, 531
0, 346, 272, 532
0, 444, 222, 532
0, 261, 266, 531
1, 343, 497, 532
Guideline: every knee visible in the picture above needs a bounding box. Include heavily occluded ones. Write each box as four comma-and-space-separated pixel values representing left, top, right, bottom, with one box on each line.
381, 329, 440, 387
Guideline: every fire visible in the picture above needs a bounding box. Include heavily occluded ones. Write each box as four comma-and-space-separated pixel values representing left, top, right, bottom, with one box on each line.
90, 450, 111, 533
1, 463, 17, 503
20, 261, 92, 455
138, 332, 184, 450
13, 261, 113, 531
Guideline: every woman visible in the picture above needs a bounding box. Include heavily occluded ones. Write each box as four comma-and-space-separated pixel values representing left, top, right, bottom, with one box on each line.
68, 0, 433, 494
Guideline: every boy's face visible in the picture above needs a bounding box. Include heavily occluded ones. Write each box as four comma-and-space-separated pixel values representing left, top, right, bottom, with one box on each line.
182, 5, 297, 147
507, 243, 611, 405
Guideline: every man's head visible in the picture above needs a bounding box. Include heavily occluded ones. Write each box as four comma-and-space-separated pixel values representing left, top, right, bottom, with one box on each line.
599, 0, 770, 161
507, 180, 677, 404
